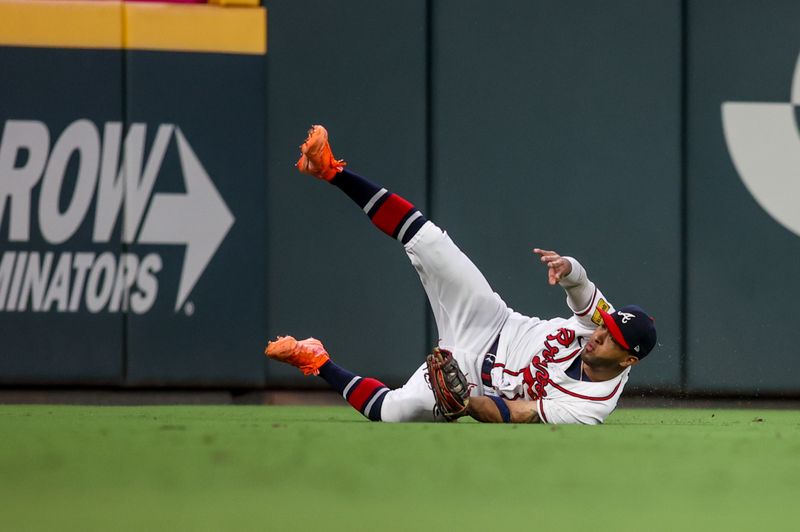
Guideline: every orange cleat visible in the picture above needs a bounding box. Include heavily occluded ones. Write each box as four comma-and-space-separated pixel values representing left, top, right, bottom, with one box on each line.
265, 335, 331, 376
295, 125, 346, 181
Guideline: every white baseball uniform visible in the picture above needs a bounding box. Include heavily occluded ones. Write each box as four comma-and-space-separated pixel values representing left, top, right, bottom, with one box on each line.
379, 220, 627, 425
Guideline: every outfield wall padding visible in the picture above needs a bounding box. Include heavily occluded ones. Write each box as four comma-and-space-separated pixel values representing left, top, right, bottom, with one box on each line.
0, 47, 125, 384
0, 1, 268, 386
263, 0, 430, 387
430, 0, 683, 391
685, 0, 800, 393
2, 0, 800, 394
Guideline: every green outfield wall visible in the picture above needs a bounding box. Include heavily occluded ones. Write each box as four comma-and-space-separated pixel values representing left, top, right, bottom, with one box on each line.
0, 1, 267, 386
430, 0, 682, 390
685, 1, 800, 392
1, 0, 799, 395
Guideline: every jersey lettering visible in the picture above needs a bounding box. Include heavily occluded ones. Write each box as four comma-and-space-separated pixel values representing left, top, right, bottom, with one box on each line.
549, 328, 575, 347
525, 328, 577, 399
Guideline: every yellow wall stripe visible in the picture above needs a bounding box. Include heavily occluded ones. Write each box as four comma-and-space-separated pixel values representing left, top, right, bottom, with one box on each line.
0, 0, 266, 55
125, 3, 266, 55
209, 0, 261, 6
0, 1, 123, 50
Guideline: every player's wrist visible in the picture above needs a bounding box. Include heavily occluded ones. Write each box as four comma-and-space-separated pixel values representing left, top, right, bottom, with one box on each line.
489, 396, 511, 423
558, 257, 582, 285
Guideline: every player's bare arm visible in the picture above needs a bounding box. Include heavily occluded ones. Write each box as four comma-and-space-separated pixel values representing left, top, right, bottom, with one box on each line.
467, 396, 541, 424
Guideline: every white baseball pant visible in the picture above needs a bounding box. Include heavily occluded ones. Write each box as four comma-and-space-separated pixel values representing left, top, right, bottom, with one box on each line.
379, 221, 512, 422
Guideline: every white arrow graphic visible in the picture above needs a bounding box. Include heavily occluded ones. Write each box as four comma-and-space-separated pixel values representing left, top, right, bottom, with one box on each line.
138, 128, 235, 311
721, 53, 800, 237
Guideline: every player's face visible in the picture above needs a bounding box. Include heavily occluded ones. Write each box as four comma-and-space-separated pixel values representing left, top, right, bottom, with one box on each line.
582, 323, 639, 369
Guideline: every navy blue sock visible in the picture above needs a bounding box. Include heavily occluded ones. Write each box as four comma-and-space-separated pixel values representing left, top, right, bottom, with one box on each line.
318, 360, 389, 421
330, 169, 428, 244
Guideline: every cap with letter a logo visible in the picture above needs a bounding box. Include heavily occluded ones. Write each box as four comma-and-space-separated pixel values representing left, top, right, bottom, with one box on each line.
597, 304, 658, 359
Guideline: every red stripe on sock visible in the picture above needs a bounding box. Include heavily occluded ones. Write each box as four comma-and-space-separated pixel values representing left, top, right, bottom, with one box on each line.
347, 378, 386, 412
371, 194, 414, 236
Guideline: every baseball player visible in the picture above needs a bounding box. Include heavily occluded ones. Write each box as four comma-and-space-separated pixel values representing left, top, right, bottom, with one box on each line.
266, 125, 657, 425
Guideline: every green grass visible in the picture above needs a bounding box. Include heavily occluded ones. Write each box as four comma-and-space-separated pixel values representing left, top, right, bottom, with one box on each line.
0, 406, 798, 531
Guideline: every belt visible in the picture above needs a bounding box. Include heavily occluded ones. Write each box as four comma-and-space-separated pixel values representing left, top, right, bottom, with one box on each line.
480, 335, 500, 388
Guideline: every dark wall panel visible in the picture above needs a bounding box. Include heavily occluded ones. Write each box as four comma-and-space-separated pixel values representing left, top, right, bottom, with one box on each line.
124, 51, 267, 386
432, 0, 683, 389
686, 0, 800, 392
0, 47, 124, 384
263, 0, 429, 387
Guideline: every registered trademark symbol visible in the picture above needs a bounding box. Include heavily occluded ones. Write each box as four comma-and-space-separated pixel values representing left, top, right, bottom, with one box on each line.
184, 301, 195, 316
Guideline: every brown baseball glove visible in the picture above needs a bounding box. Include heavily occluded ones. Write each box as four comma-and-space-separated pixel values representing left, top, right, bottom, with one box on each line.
425, 347, 470, 421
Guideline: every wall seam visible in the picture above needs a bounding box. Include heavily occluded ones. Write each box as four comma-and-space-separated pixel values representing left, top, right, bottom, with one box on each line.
121, 5, 130, 386
679, 0, 689, 394
424, 0, 435, 349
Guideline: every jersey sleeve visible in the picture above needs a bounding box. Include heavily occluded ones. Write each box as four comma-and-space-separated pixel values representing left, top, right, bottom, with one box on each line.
559, 256, 615, 329
536, 397, 603, 425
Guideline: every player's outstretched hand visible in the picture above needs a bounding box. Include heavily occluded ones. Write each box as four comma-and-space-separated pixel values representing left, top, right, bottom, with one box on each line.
533, 248, 572, 285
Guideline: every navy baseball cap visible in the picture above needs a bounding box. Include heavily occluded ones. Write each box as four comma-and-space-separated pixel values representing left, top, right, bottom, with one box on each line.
597, 305, 657, 359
